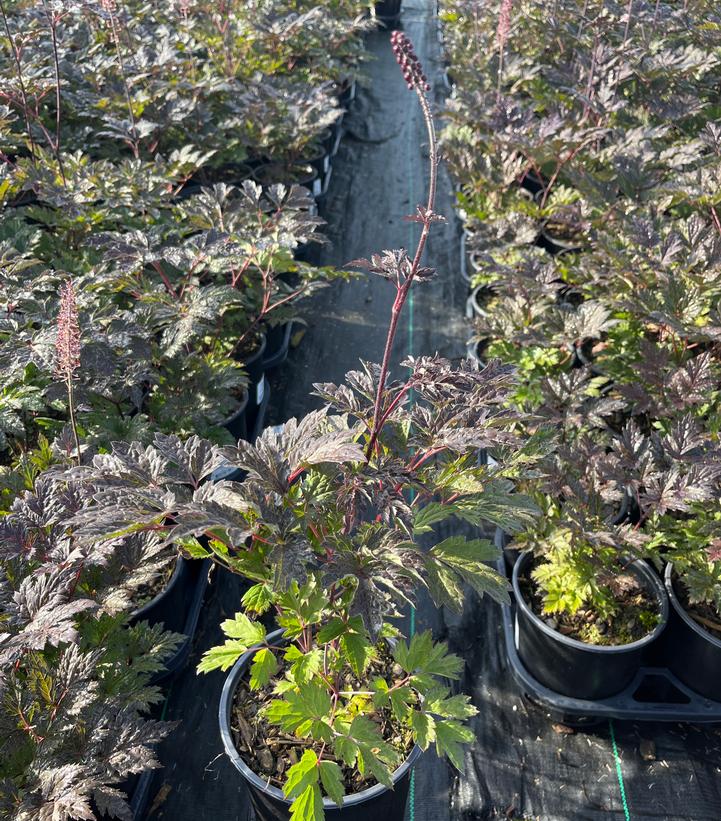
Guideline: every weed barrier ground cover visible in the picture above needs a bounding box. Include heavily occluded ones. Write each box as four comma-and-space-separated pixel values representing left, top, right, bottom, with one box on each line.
137, 3, 721, 820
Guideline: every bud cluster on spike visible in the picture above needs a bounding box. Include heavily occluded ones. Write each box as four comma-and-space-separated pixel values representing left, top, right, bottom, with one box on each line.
55, 280, 81, 380
496, 0, 513, 49
390, 31, 430, 92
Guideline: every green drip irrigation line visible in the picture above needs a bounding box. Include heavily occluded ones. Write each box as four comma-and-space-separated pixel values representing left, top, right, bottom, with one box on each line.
609, 719, 631, 821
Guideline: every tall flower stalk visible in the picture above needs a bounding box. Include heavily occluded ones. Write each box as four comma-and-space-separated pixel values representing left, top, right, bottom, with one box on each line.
496, 0, 513, 99
40, 0, 67, 184
365, 31, 441, 459
55, 279, 81, 463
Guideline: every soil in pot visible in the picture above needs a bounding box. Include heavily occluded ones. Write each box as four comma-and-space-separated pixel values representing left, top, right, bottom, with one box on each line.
230, 642, 413, 796
676, 578, 721, 636
512, 552, 668, 699
520, 564, 660, 647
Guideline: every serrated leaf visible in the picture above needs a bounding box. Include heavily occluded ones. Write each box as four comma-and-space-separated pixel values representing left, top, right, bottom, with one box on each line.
265, 683, 332, 739
241, 583, 273, 614
284, 646, 323, 684
220, 611, 267, 645
316, 617, 347, 643
413, 502, 457, 534
426, 537, 510, 609
177, 536, 211, 559
348, 715, 399, 771
284, 749, 319, 799
288, 783, 323, 821
333, 735, 358, 768
410, 710, 436, 750
393, 631, 464, 679
340, 630, 372, 678
197, 640, 253, 674
434, 719, 475, 771
319, 760, 345, 806
425, 690, 478, 720
250, 648, 278, 690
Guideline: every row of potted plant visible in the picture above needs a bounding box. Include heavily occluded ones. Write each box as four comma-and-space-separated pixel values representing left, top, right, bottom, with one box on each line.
0, 0, 373, 490
0, 2, 378, 818
440, 0, 721, 703
2, 26, 543, 821
57, 30, 542, 821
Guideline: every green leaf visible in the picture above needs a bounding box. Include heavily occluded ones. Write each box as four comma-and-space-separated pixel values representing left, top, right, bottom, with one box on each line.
340, 627, 372, 678
284, 646, 323, 685
318, 760, 345, 806
242, 583, 273, 614
425, 689, 478, 720
265, 683, 332, 739
454, 491, 539, 533
434, 719, 475, 771
284, 749, 319, 799
426, 537, 510, 608
220, 612, 266, 645
177, 536, 211, 559
393, 631, 464, 679
348, 715, 399, 766
316, 618, 348, 643
424, 560, 464, 611
250, 648, 278, 690
333, 735, 358, 768
413, 502, 458, 534
288, 783, 323, 821
357, 745, 393, 789
410, 710, 436, 750
197, 640, 253, 674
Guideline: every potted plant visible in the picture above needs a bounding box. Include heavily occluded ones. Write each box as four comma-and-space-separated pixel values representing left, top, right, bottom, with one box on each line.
73, 33, 539, 820
0, 467, 182, 821
511, 493, 668, 700
661, 528, 721, 701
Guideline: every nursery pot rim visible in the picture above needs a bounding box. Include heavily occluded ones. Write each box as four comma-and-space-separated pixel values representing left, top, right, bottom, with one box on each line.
130, 554, 184, 621
243, 331, 268, 366
664, 562, 721, 650
219, 628, 422, 808
512, 551, 669, 654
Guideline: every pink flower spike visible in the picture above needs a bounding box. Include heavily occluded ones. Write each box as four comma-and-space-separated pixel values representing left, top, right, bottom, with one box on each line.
390, 31, 430, 92
55, 279, 81, 380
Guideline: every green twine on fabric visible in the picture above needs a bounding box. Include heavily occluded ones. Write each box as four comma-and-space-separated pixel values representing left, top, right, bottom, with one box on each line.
609, 719, 631, 821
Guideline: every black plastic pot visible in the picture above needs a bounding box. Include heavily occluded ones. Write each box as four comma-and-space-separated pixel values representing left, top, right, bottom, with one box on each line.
466, 336, 487, 369
131, 557, 190, 633
512, 551, 669, 699
662, 564, 721, 702
222, 387, 250, 442
459, 231, 472, 286
519, 170, 546, 197
326, 116, 345, 157
375, 0, 402, 24
233, 333, 267, 425
262, 322, 294, 371
219, 629, 422, 821
538, 225, 583, 256
339, 78, 357, 107
306, 142, 331, 178
130, 556, 211, 684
